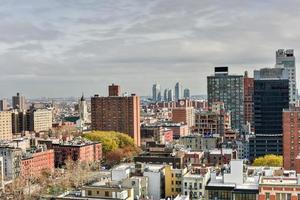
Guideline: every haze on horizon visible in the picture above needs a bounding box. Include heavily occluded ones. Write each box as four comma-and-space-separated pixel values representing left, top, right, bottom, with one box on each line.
0, 0, 300, 98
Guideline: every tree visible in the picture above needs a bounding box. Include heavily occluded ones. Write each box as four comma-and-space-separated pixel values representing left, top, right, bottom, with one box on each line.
253, 154, 283, 167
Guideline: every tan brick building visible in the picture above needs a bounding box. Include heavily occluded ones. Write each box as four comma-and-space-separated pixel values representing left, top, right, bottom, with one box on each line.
0, 111, 12, 140
91, 85, 141, 146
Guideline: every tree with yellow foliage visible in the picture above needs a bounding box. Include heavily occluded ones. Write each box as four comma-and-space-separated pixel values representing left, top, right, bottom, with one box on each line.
252, 154, 283, 167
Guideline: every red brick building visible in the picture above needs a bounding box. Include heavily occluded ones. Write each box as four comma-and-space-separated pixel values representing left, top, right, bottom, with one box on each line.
91, 84, 141, 146
244, 71, 254, 127
52, 140, 102, 167
21, 148, 54, 179
283, 107, 300, 172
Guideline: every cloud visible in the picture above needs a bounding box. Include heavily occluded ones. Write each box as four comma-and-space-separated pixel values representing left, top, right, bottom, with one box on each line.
0, 0, 300, 98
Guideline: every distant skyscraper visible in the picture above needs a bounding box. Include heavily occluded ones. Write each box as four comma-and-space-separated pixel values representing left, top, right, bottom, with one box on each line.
207, 67, 244, 131
168, 89, 174, 102
91, 84, 141, 146
175, 82, 183, 101
79, 94, 88, 123
152, 83, 161, 102
0, 99, 8, 111
12, 93, 26, 111
249, 68, 289, 160
163, 89, 168, 102
157, 91, 162, 102
276, 49, 297, 105
183, 88, 190, 99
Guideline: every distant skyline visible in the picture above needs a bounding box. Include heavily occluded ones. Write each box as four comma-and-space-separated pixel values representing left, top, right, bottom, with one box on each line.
1, 0, 300, 98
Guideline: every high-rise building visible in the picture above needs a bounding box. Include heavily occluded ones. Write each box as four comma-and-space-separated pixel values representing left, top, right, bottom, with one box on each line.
26, 108, 53, 133
12, 93, 26, 111
79, 94, 88, 123
175, 82, 183, 101
157, 91, 162, 102
244, 71, 254, 127
172, 100, 195, 132
276, 49, 297, 105
283, 107, 300, 172
0, 99, 8, 111
249, 68, 289, 160
91, 84, 141, 146
163, 89, 168, 102
152, 83, 160, 102
207, 67, 244, 131
12, 111, 26, 135
167, 89, 174, 102
183, 88, 190, 99
0, 111, 12, 141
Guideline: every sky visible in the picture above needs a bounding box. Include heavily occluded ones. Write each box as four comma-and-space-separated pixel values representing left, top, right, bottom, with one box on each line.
0, 0, 300, 98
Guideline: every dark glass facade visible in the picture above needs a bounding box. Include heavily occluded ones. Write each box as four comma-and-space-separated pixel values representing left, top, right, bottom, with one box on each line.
249, 79, 289, 160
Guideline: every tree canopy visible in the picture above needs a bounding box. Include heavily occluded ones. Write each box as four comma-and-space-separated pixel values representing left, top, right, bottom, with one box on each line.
252, 154, 283, 167
83, 131, 135, 153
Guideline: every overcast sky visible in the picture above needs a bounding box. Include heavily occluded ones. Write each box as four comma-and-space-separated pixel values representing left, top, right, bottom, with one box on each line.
0, 0, 300, 98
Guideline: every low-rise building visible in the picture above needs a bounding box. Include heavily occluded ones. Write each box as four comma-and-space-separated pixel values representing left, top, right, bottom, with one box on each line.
52, 137, 102, 167
82, 184, 134, 200
178, 135, 218, 152
165, 165, 187, 198
21, 145, 54, 179
258, 170, 300, 200
182, 166, 210, 199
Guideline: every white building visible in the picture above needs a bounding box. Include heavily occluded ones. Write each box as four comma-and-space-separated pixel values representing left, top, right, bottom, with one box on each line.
182, 167, 210, 199
111, 163, 133, 181
0, 147, 22, 180
143, 164, 165, 200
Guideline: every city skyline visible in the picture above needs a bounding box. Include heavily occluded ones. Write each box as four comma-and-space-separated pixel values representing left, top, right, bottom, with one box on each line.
0, 1, 300, 98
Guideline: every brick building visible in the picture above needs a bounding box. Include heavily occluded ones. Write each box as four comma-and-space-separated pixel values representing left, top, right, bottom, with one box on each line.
283, 107, 300, 172
52, 138, 102, 167
91, 84, 141, 146
21, 146, 54, 179
172, 100, 195, 131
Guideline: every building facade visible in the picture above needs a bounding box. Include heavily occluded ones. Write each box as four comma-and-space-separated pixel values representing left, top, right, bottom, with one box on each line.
12, 92, 26, 111
0, 147, 22, 180
91, 85, 141, 146
0, 111, 12, 140
250, 68, 289, 160
175, 82, 183, 101
276, 49, 297, 105
207, 67, 244, 131
27, 108, 52, 133
0, 99, 8, 111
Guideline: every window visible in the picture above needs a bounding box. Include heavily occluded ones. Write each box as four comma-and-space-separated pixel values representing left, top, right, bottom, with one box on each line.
266, 192, 270, 200
105, 191, 109, 197
87, 190, 92, 196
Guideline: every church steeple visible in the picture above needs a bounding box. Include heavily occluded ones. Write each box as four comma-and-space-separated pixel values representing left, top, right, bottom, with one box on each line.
80, 93, 85, 101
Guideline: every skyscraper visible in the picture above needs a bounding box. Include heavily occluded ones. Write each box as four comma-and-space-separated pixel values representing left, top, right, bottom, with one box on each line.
163, 89, 169, 102
276, 49, 297, 105
183, 88, 190, 99
12, 93, 26, 111
207, 67, 244, 131
152, 83, 161, 102
0, 99, 8, 111
249, 68, 289, 160
168, 89, 174, 102
91, 84, 141, 146
175, 82, 183, 101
